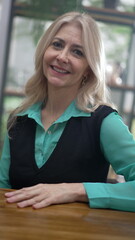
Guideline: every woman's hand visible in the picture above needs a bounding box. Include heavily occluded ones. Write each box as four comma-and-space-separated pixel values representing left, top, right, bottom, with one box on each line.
5, 183, 88, 209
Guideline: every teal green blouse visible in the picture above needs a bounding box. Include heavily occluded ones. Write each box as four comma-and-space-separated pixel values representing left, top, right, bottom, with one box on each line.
1, 101, 135, 212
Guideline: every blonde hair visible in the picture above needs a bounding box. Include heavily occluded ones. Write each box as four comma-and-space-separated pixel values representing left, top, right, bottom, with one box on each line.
8, 11, 114, 127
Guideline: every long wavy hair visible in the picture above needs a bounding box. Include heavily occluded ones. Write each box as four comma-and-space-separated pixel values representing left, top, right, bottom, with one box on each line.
8, 11, 114, 128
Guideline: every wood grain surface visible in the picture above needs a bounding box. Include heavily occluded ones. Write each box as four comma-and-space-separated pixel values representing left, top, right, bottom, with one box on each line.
0, 188, 135, 240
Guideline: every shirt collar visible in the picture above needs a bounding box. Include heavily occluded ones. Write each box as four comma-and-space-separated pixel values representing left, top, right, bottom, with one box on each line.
55, 101, 91, 123
17, 102, 42, 126
17, 101, 91, 126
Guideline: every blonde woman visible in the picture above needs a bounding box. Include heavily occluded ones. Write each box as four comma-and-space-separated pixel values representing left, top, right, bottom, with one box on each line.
1, 12, 135, 212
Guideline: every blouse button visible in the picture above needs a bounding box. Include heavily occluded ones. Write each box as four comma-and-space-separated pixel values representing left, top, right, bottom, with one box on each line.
47, 130, 51, 134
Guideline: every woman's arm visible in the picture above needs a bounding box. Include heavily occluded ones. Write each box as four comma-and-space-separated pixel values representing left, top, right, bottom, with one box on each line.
84, 112, 135, 212
0, 134, 11, 188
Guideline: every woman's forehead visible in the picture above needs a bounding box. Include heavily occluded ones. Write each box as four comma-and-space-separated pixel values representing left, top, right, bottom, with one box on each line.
54, 22, 83, 43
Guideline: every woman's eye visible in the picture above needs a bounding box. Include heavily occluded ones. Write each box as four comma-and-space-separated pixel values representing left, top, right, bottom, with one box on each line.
73, 49, 84, 57
52, 41, 62, 49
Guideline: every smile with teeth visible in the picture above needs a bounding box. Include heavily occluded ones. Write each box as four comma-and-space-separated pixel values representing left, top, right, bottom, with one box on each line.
51, 66, 70, 74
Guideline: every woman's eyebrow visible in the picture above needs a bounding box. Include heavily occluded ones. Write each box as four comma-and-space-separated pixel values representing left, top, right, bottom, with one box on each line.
53, 37, 64, 43
72, 44, 83, 49
53, 37, 83, 49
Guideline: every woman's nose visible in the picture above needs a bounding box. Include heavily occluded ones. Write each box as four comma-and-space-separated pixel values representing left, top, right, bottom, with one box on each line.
56, 49, 69, 63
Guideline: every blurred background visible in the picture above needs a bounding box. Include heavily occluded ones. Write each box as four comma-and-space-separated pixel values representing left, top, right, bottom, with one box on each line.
0, 0, 135, 181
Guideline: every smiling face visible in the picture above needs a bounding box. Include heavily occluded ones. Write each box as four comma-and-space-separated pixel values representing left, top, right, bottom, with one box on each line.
43, 22, 89, 93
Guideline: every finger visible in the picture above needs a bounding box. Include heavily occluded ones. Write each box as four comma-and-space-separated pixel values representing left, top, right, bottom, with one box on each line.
5, 189, 23, 197
5, 184, 43, 198
17, 193, 49, 208
32, 192, 64, 209
6, 189, 36, 203
5, 184, 44, 203
17, 198, 37, 208
6, 191, 27, 203
5, 187, 32, 198
33, 198, 52, 209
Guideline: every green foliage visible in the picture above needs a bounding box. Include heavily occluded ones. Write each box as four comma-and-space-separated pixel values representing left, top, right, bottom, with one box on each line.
86, 0, 103, 7
0, 96, 23, 154
15, 0, 79, 20
100, 23, 132, 63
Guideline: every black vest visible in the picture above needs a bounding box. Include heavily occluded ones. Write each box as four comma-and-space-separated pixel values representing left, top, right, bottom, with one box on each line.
9, 105, 116, 189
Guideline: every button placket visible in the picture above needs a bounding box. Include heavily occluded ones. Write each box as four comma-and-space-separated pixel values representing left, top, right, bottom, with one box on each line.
47, 130, 52, 135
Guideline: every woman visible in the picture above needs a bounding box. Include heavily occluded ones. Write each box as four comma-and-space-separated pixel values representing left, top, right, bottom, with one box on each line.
1, 12, 135, 211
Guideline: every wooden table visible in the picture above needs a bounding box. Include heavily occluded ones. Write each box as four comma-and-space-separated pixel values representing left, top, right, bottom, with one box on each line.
0, 188, 135, 240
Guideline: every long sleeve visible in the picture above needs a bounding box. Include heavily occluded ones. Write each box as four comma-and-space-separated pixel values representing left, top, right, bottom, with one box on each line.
83, 112, 135, 212
0, 134, 11, 188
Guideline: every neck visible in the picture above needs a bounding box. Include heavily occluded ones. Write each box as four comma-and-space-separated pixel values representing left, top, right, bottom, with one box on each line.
41, 86, 77, 130
44, 86, 78, 115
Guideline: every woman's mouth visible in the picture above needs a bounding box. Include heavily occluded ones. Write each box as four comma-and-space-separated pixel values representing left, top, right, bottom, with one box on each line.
51, 65, 70, 74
